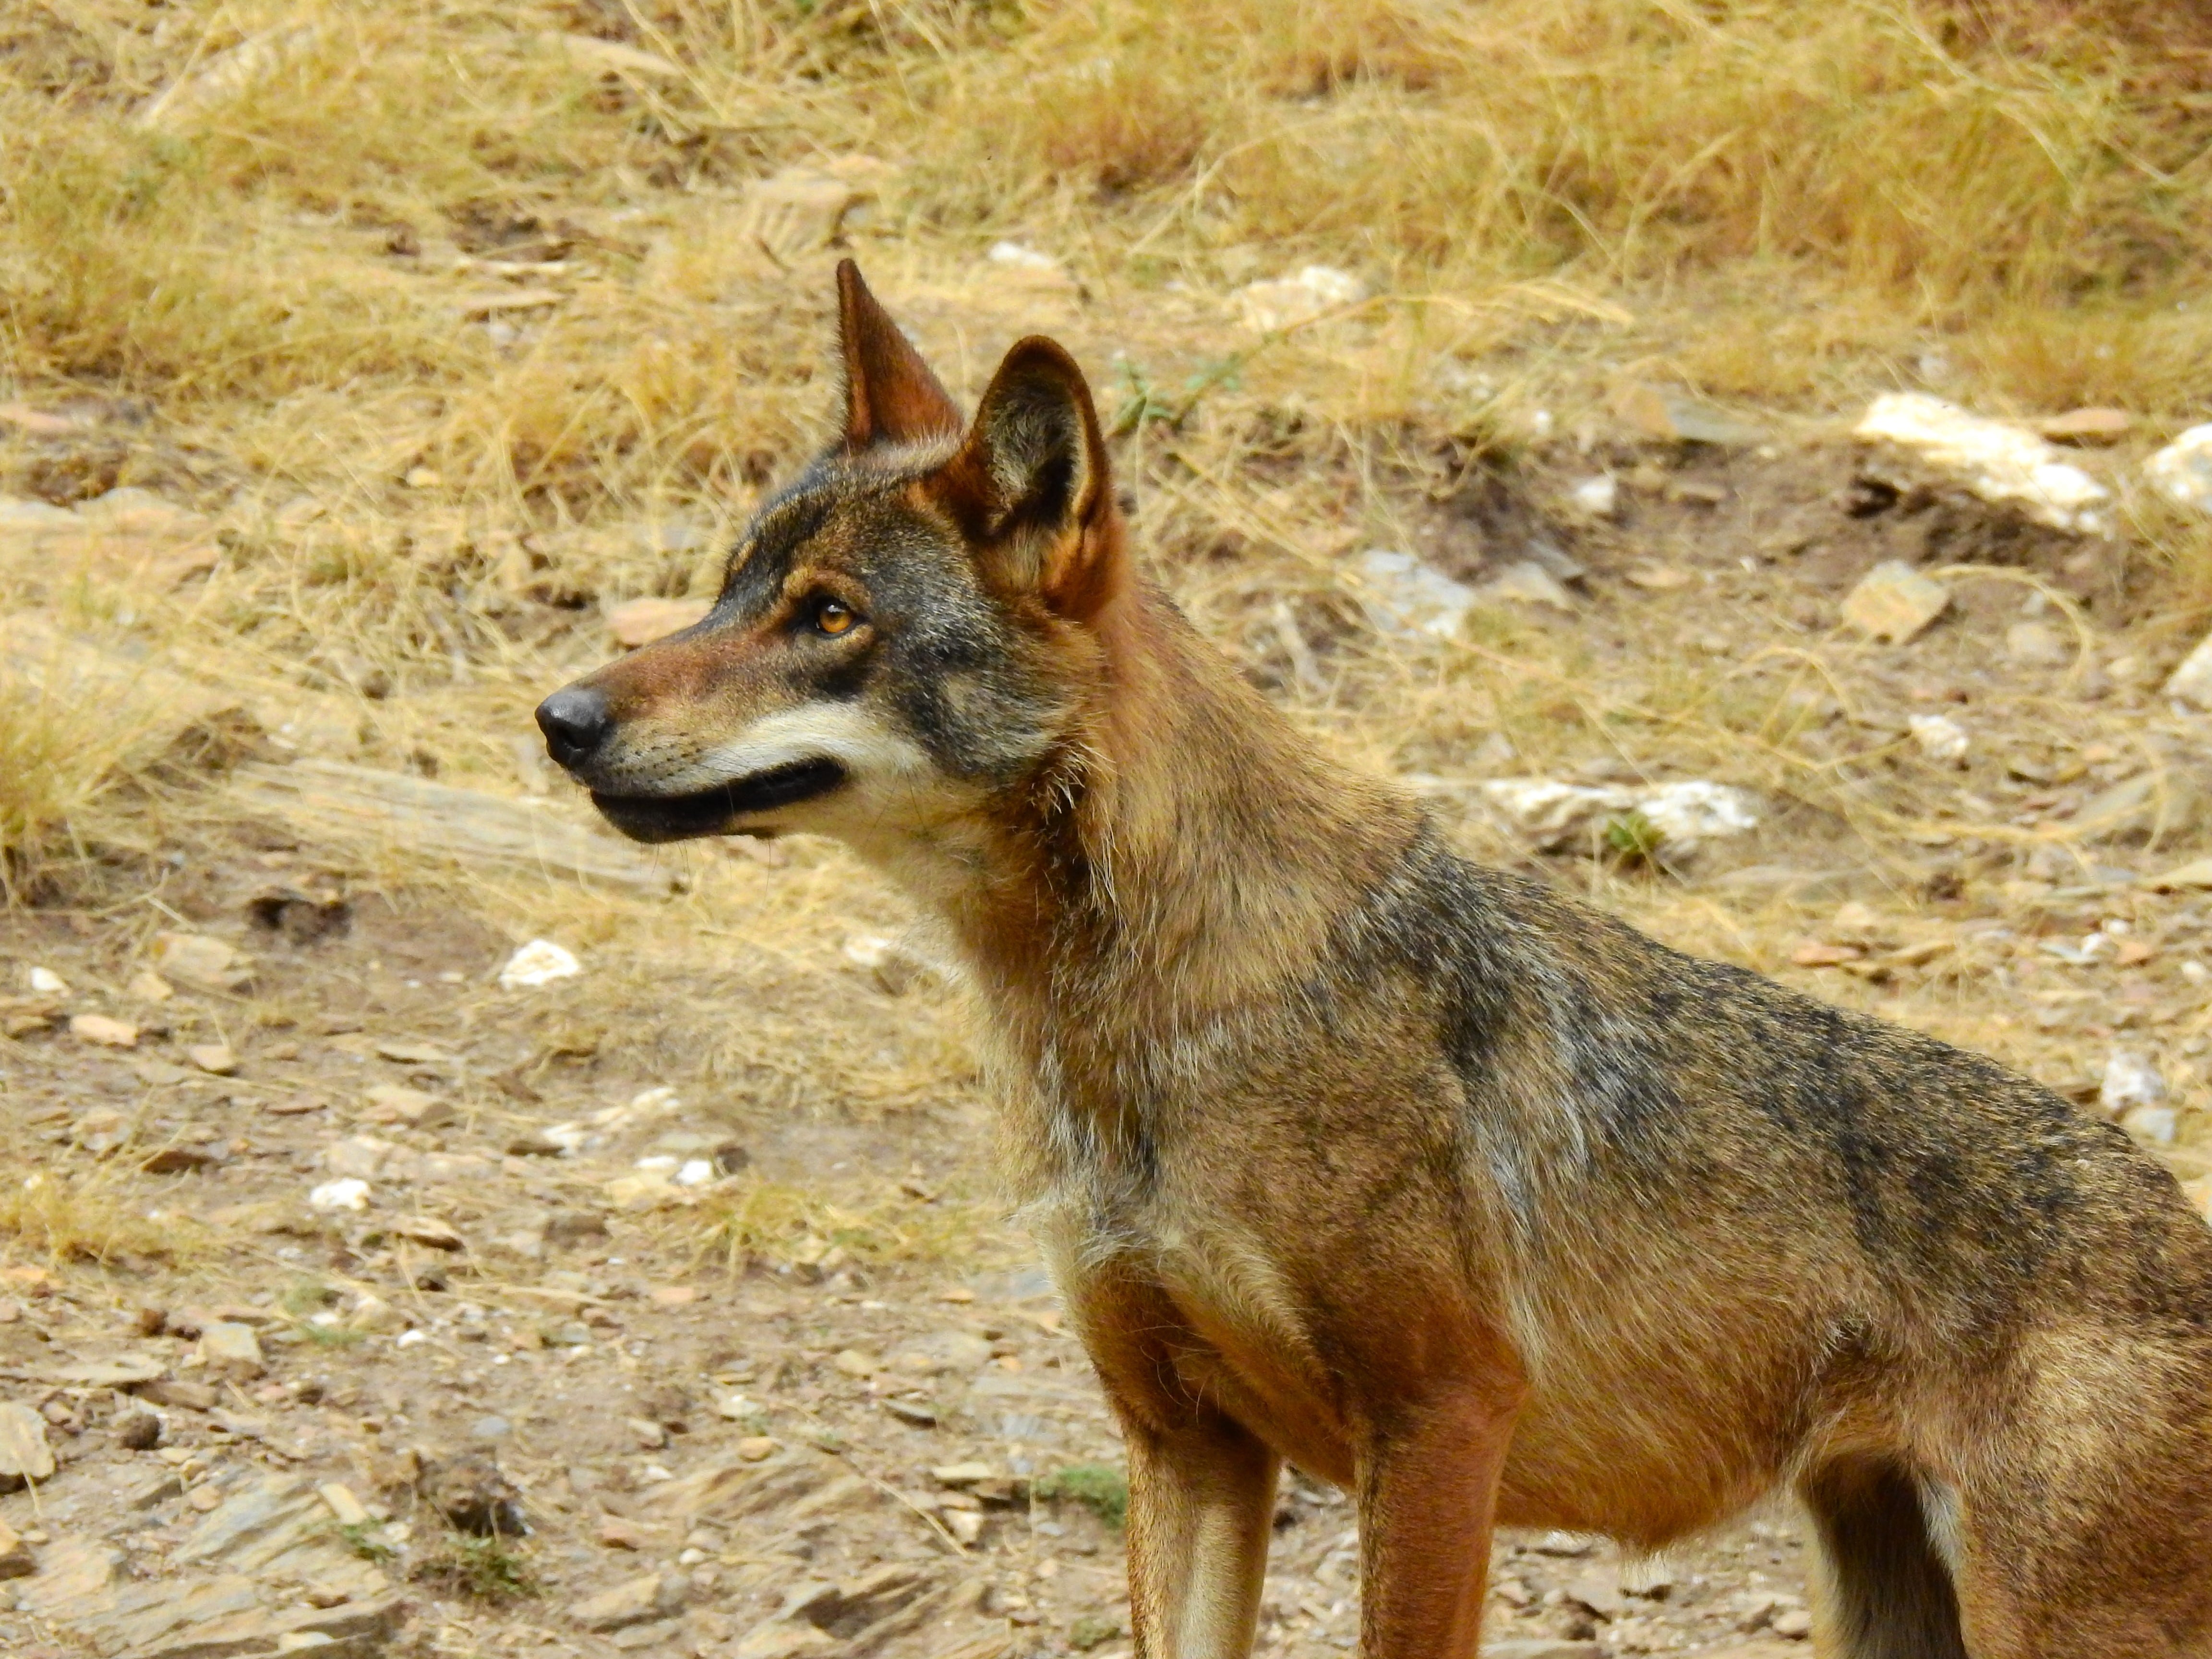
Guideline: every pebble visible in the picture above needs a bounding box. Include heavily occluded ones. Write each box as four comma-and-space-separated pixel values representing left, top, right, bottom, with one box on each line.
2145, 423, 2212, 514
2165, 630, 2212, 711
26, 966, 66, 994
69, 1014, 139, 1048
198, 1321, 266, 1382
0, 1402, 56, 1490
1841, 561, 1950, 644
1906, 714, 1968, 762
150, 931, 249, 991
1233, 265, 1366, 333
736, 1437, 780, 1462
1568, 475, 1620, 518
308, 1178, 371, 1212
363, 1084, 450, 1129
498, 938, 582, 989
572, 1571, 684, 1633
186, 1044, 238, 1075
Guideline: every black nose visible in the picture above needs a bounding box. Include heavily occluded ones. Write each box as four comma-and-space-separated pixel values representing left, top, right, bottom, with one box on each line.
536, 686, 612, 770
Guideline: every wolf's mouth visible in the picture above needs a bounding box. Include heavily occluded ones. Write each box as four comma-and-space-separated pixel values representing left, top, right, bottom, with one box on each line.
589, 757, 848, 843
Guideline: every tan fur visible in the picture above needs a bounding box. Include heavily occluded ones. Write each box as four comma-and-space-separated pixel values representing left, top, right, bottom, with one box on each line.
540, 264, 2212, 1658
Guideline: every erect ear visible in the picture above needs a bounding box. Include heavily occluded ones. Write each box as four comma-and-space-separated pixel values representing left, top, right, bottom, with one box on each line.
836, 259, 961, 450
934, 336, 1124, 619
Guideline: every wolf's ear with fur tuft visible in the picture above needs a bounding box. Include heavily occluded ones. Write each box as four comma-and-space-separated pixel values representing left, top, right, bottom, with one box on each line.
937, 337, 1123, 620
836, 260, 961, 450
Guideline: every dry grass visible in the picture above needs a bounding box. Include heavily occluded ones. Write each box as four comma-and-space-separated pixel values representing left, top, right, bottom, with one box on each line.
0, 1163, 206, 1267
689, 1173, 1014, 1275
0, 0, 2206, 1132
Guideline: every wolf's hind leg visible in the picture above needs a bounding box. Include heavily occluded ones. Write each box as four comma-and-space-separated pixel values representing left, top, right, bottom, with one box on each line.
1799, 1455, 1969, 1659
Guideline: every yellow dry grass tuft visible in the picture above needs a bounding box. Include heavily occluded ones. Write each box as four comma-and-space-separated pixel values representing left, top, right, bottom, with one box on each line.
0, 1165, 205, 1268
688, 1173, 1013, 1275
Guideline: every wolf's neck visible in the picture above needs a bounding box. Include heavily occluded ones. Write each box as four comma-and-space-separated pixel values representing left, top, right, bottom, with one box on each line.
949, 583, 1418, 1028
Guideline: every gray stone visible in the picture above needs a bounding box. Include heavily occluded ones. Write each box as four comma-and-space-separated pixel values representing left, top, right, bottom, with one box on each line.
1482, 1644, 1602, 1659
173, 1473, 391, 1601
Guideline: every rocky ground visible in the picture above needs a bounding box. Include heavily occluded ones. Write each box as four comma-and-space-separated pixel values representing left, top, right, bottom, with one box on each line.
0, 854, 1828, 1659
6, 397, 2212, 1658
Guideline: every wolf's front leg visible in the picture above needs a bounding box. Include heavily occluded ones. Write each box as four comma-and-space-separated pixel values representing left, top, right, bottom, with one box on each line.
1354, 1385, 1522, 1659
1119, 1410, 1279, 1659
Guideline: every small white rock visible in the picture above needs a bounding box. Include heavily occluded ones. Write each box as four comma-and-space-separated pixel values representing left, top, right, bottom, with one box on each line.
26, 966, 66, 994
395, 1328, 429, 1349
1234, 265, 1367, 333
675, 1159, 716, 1187
2100, 1052, 2167, 1119
1354, 549, 1479, 641
1635, 781, 1761, 845
498, 939, 580, 990
1855, 392, 2111, 535
986, 240, 1060, 273
2164, 631, 2212, 711
2145, 423, 2212, 514
1479, 778, 1758, 854
1568, 474, 1619, 518
309, 1178, 371, 1212
1907, 714, 1970, 763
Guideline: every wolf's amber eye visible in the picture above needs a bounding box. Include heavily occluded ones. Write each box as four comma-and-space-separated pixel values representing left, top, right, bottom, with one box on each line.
813, 599, 857, 637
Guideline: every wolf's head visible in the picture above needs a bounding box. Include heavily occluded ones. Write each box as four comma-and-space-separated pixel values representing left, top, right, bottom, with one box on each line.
535, 262, 1127, 889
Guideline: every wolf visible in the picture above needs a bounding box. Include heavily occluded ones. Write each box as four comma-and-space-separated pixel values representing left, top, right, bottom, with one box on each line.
538, 261, 2212, 1657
